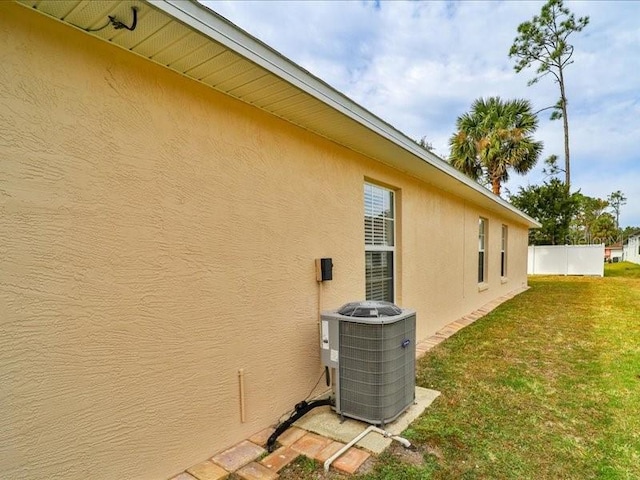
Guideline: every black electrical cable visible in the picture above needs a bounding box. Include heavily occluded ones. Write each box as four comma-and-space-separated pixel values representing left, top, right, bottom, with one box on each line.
85, 20, 111, 33
263, 370, 333, 452
80, 7, 138, 33
109, 7, 138, 31
304, 369, 327, 401
265, 398, 334, 452
277, 369, 328, 421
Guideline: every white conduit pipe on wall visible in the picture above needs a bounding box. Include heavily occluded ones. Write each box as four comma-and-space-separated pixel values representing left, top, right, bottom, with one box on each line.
323, 425, 411, 472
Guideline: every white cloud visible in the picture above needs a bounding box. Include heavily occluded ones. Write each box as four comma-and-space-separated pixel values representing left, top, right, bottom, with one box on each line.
205, 0, 640, 226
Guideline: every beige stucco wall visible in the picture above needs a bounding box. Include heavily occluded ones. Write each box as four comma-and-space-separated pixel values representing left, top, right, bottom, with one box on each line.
0, 3, 530, 479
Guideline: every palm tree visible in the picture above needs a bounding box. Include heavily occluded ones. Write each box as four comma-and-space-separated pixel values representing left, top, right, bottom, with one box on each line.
449, 97, 543, 196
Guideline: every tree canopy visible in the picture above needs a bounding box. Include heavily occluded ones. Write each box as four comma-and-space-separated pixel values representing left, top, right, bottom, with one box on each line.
509, 0, 589, 187
449, 97, 543, 196
416, 136, 434, 152
510, 179, 627, 246
569, 193, 618, 245
509, 178, 579, 245
607, 190, 627, 231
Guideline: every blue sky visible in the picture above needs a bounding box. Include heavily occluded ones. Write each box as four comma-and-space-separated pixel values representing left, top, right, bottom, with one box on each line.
204, 0, 640, 228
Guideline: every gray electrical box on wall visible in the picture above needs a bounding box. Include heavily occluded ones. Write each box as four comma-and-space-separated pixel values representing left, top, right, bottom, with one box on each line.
315, 258, 333, 281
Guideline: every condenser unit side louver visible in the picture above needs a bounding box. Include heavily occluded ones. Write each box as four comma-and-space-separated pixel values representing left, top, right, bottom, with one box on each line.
321, 301, 416, 426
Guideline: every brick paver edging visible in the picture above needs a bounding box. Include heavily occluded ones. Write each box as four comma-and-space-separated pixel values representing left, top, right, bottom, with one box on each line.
415, 286, 529, 358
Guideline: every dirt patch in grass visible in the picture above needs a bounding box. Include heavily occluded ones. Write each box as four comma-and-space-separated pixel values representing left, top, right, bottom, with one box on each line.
385, 442, 427, 466
277, 456, 348, 480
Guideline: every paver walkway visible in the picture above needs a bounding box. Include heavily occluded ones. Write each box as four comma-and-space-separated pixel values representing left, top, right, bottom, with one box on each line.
169, 287, 527, 480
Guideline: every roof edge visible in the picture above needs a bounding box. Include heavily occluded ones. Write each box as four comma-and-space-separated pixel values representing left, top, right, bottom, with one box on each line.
149, 0, 540, 228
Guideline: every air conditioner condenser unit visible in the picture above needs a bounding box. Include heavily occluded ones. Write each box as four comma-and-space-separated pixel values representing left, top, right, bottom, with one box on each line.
321, 301, 416, 426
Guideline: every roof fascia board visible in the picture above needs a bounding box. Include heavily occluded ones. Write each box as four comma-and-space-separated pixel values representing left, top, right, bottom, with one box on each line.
152, 0, 440, 162
148, 1, 454, 168
150, 1, 383, 126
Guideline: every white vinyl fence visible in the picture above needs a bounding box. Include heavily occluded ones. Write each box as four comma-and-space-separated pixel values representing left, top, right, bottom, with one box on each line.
528, 244, 604, 276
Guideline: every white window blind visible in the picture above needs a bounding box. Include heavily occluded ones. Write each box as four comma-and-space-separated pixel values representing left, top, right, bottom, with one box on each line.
479, 218, 487, 283
364, 183, 394, 302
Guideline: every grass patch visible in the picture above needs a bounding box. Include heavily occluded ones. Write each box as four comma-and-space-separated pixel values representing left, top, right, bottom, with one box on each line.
277, 456, 323, 480
605, 260, 640, 278
279, 262, 640, 479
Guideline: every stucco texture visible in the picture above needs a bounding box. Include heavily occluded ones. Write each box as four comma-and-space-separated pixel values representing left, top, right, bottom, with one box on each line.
0, 3, 530, 479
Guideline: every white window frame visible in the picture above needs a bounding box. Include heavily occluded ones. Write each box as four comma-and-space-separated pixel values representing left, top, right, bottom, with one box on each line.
501, 224, 508, 278
478, 217, 488, 284
364, 182, 395, 303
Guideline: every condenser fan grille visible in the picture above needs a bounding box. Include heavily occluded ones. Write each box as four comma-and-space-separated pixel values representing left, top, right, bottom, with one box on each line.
338, 315, 415, 425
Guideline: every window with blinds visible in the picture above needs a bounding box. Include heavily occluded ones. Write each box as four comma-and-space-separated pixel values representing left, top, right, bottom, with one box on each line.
364, 183, 394, 302
501, 225, 508, 277
478, 217, 487, 284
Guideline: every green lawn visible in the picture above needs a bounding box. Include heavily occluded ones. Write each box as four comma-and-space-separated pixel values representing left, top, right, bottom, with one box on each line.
281, 262, 640, 479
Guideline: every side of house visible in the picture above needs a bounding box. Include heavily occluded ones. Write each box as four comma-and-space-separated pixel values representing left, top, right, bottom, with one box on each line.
623, 233, 640, 264
0, 2, 537, 479
605, 244, 623, 262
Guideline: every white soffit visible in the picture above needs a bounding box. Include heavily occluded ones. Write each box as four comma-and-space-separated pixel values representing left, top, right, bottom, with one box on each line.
16, 0, 540, 228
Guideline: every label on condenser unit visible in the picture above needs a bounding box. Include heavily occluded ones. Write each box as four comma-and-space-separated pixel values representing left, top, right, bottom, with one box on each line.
330, 349, 339, 363
321, 320, 329, 350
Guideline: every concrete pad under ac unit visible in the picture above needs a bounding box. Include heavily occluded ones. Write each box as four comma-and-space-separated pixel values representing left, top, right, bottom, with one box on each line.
293, 387, 441, 454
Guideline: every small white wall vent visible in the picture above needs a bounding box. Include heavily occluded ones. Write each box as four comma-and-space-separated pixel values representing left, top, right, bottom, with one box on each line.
321, 301, 416, 426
